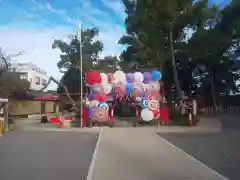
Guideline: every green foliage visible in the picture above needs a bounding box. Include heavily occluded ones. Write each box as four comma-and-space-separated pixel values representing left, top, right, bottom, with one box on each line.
53, 28, 103, 94
52, 28, 103, 71
92, 56, 120, 72
0, 71, 30, 97
120, 0, 240, 106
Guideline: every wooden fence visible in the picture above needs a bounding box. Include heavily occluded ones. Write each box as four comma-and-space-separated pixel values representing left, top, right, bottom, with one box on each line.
201, 106, 240, 115
9, 100, 59, 116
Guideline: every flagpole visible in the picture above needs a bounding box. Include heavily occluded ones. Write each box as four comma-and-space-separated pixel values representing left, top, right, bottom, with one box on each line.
77, 22, 83, 128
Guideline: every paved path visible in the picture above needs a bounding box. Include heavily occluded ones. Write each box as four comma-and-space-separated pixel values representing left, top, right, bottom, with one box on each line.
0, 131, 98, 180
91, 128, 226, 180
159, 132, 240, 180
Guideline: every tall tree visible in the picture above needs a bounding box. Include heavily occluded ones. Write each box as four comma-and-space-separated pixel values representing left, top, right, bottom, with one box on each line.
52, 28, 103, 94
119, 0, 213, 100
0, 48, 30, 97
120, 0, 239, 109
92, 56, 120, 72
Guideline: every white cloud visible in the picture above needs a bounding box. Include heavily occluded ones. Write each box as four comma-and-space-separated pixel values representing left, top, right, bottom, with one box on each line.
0, 24, 71, 90
45, 2, 65, 15
100, 0, 127, 20
0, 1, 126, 89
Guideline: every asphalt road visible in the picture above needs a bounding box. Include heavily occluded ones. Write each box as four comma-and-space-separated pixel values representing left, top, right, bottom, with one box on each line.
219, 115, 240, 132
158, 130, 240, 180
0, 131, 98, 180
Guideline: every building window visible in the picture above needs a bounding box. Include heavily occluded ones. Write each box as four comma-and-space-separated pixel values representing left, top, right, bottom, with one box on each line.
42, 79, 47, 85
35, 77, 40, 84
20, 74, 28, 80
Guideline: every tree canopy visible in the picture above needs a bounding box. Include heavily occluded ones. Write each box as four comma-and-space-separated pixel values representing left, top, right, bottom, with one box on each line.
53, 28, 120, 94
0, 48, 30, 98
119, 0, 240, 108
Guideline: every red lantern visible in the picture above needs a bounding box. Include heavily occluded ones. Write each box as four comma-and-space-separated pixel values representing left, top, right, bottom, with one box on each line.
87, 71, 102, 85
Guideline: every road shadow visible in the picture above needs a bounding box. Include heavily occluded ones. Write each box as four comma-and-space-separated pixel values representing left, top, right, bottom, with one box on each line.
218, 114, 240, 132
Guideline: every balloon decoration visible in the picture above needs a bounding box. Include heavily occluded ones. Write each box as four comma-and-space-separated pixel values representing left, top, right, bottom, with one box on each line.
114, 71, 126, 83
141, 98, 150, 108
95, 93, 108, 102
126, 73, 134, 83
89, 100, 99, 108
148, 100, 159, 111
88, 93, 95, 100
152, 70, 161, 81
87, 72, 101, 85
143, 72, 152, 83
141, 108, 154, 121
102, 83, 112, 94
126, 83, 134, 95
100, 73, 108, 84
98, 102, 109, 111
92, 108, 108, 121
107, 73, 115, 83
86, 70, 161, 123
133, 72, 144, 83
149, 81, 160, 91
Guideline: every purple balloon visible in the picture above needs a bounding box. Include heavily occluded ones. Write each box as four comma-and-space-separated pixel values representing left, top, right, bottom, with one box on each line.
88, 93, 95, 100
143, 72, 152, 83
126, 73, 134, 83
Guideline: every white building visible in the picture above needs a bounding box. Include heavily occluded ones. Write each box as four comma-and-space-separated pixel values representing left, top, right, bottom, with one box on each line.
11, 62, 48, 90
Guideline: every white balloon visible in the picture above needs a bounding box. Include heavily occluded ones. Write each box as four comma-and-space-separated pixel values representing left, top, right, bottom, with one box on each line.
142, 83, 150, 91
92, 83, 102, 92
136, 96, 142, 102
102, 83, 112, 94
149, 81, 160, 91
89, 100, 99, 108
100, 73, 108, 84
114, 71, 126, 83
133, 82, 142, 91
141, 108, 154, 121
85, 98, 90, 107
133, 72, 144, 83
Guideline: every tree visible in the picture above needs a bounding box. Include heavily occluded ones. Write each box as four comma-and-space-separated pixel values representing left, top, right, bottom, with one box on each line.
185, 0, 240, 110
0, 71, 30, 97
119, 0, 213, 100
120, 0, 240, 110
0, 48, 30, 97
53, 28, 103, 94
92, 56, 120, 72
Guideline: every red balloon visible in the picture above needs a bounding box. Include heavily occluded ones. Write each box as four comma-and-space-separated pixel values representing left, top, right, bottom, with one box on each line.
87, 72, 102, 85
153, 110, 160, 119
149, 91, 161, 101
95, 93, 108, 102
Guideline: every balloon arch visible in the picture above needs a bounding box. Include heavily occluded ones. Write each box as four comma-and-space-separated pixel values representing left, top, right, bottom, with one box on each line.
85, 70, 162, 125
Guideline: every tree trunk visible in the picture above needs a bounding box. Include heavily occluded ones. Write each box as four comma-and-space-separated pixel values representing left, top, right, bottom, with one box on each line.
210, 77, 218, 113
169, 25, 182, 101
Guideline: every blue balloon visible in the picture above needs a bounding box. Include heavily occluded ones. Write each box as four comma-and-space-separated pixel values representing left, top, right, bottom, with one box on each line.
126, 83, 134, 95
152, 70, 161, 81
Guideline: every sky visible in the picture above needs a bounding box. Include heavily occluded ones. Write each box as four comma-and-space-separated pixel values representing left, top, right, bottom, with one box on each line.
0, 0, 231, 90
